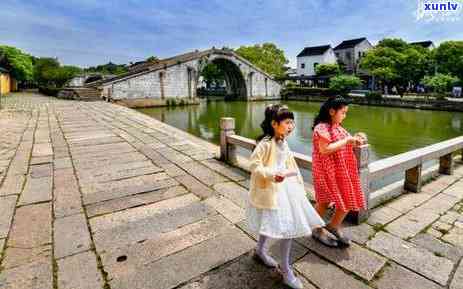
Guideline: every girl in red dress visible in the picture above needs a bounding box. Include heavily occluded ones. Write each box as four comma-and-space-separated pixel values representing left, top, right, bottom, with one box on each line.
311, 96, 367, 247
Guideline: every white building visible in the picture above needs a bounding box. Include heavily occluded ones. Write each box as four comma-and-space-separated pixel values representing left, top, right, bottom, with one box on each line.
296, 45, 337, 76
334, 37, 373, 75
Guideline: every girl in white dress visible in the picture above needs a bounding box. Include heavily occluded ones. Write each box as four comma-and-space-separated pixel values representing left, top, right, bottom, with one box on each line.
247, 104, 336, 289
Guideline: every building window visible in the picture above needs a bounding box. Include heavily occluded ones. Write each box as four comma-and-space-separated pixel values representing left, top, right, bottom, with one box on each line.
335, 52, 340, 58
301, 63, 305, 69
346, 51, 351, 60
313, 63, 319, 70
358, 51, 362, 58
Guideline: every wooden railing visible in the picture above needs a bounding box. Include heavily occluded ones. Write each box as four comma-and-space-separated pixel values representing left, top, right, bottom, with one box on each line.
219, 117, 462, 223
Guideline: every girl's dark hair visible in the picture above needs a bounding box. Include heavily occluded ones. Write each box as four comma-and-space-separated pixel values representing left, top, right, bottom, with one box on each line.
256, 104, 294, 142
312, 96, 350, 130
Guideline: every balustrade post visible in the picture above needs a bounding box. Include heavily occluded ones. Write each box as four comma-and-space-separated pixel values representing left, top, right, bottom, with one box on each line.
404, 165, 423, 193
439, 153, 454, 175
351, 143, 370, 224
220, 117, 236, 164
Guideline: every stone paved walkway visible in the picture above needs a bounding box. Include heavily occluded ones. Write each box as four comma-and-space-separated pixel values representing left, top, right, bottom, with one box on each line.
1, 92, 463, 289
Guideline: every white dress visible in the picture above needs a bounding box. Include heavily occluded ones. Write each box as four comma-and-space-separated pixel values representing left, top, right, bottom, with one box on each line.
246, 140, 325, 239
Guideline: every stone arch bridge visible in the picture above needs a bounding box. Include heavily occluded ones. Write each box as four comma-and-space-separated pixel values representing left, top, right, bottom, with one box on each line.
97, 48, 281, 107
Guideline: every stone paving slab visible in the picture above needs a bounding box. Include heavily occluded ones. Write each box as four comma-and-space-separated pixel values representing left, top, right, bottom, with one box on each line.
57, 251, 104, 289
373, 263, 442, 289
107, 228, 255, 289
205, 195, 246, 224
0, 257, 53, 289
82, 173, 179, 204
294, 253, 372, 289
175, 174, 215, 199
18, 176, 52, 206
297, 236, 386, 281
178, 252, 316, 289
451, 260, 463, 289
0, 196, 17, 238
86, 185, 188, 218
54, 213, 92, 259
90, 193, 200, 232
367, 232, 453, 286
385, 207, 440, 239
92, 201, 216, 251
53, 168, 83, 218
411, 233, 463, 263
100, 215, 234, 270
213, 182, 248, 208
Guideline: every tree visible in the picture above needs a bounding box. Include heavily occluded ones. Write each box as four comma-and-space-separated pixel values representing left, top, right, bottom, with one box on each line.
329, 75, 362, 96
315, 63, 341, 76
34, 57, 81, 87
34, 57, 60, 86
84, 62, 128, 75
434, 41, 463, 81
421, 73, 458, 94
146, 56, 159, 63
235, 43, 288, 78
200, 63, 225, 89
360, 38, 432, 95
0, 45, 34, 82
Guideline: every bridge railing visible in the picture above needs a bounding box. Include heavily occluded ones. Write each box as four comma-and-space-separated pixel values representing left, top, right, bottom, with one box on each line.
219, 117, 462, 223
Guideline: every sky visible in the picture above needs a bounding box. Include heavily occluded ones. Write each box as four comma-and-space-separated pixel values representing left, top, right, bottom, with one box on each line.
1, 0, 462, 68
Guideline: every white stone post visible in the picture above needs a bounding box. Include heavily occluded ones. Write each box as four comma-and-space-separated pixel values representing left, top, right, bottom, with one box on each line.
220, 117, 236, 164
353, 143, 370, 224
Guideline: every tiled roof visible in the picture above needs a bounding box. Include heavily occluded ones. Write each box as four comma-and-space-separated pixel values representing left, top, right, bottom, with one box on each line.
334, 38, 367, 50
297, 45, 331, 57
410, 41, 434, 48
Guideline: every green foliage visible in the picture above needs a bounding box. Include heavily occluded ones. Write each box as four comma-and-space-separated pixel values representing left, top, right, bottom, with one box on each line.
84, 62, 128, 75
329, 75, 362, 95
0, 45, 34, 82
235, 43, 288, 77
365, 91, 383, 101
34, 57, 82, 88
421, 73, 459, 94
434, 41, 463, 81
315, 63, 341, 76
360, 38, 433, 92
200, 63, 225, 88
146, 56, 159, 62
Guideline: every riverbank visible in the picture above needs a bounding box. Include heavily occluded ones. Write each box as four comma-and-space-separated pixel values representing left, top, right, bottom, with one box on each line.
284, 94, 463, 112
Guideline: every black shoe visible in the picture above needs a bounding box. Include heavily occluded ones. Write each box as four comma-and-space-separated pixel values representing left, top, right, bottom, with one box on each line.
325, 226, 351, 247
312, 229, 338, 248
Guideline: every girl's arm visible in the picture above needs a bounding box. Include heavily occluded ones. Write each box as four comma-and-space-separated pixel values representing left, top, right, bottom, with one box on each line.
318, 136, 359, 155
249, 142, 277, 182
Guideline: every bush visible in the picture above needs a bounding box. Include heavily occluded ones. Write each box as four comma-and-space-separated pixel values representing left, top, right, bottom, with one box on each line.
365, 91, 383, 101
329, 75, 362, 96
39, 86, 60, 97
421, 73, 459, 94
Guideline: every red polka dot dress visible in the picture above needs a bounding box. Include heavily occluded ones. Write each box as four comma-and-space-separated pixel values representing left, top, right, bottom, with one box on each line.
312, 123, 366, 212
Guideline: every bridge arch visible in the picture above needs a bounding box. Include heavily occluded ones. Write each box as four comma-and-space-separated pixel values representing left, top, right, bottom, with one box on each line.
198, 55, 247, 100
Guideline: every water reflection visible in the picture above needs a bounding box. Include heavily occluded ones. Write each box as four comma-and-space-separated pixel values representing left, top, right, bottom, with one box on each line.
138, 100, 463, 161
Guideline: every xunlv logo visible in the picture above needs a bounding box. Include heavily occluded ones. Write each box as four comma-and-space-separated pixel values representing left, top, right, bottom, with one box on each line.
417, 0, 462, 21
424, 1, 459, 10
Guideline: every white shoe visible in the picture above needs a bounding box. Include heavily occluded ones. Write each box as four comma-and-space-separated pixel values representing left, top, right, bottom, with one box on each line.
253, 250, 278, 268
281, 269, 303, 289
